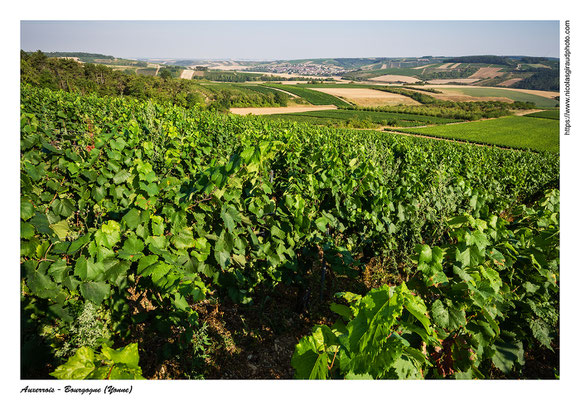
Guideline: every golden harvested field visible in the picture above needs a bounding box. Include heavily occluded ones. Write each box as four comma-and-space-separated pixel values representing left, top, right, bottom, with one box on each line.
498, 78, 523, 87
420, 91, 513, 103
180, 69, 195, 79
436, 63, 453, 69
427, 78, 480, 84
504, 88, 560, 98
468, 67, 504, 79
449, 63, 462, 69
368, 75, 421, 83
435, 94, 513, 102
406, 86, 512, 102
229, 105, 337, 116
311, 88, 422, 106
412, 64, 436, 69
279, 81, 310, 85
423, 85, 558, 100
528, 63, 551, 69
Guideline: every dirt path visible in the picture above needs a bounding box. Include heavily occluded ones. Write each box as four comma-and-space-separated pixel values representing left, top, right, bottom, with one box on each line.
512, 109, 543, 116
266, 87, 299, 98
230, 105, 337, 116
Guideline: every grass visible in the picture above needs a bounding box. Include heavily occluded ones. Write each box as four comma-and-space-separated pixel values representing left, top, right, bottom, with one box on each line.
136, 68, 158, 76
433, 87, 559, 107
523, 109, 560, 120
264, 109, 460, 127
262, 84, 351, 107
392, 116, 559, 153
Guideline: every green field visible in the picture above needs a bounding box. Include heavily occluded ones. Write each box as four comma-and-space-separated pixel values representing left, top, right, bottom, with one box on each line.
136, 67, 158, 76
393, 116, 559, 153
426, 87, 559, 107
262, 84, 351, 106
345, 67, 421, 79
292, 83, 389, 89
265, 109, 460, 127
234, 84, 289, 97
199, 83, 293, 107
524, 109, 560, 120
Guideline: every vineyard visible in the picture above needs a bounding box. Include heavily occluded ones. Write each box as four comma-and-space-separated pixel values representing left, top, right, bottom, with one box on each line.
262, 84, 353, 107
264, 109, 460, 128
392, 116, 559, 153
20, 84, 559, 380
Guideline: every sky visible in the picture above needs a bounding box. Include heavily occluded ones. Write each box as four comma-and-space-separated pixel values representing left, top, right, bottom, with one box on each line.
20, 20, 560, 60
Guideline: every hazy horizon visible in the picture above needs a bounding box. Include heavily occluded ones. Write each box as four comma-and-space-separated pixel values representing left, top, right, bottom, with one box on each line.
21, 21, 559, 61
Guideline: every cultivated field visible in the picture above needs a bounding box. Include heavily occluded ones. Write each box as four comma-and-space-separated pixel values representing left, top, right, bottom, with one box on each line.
528, 63, 551, 69
392, 115, 559, 153
468, 67, 504, 79
263, 84, 351, 106
411, 85, 559, 107
264, 109, 460, 127
412, 63, 436, 69
436, 63, 453, 69
524, 109, 560, 120
180, 69, 195, 79
498, 78, 524, 87
368, 75, 421, 83
426, 78, 480, 84
311, 88, 422, 106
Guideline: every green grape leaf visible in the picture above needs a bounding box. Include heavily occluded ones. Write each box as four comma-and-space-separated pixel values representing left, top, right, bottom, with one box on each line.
113, 169, 132, 184
344, 371, 373, 380
50, 220, 70, 241
21, 222, 35, 239
431, 300, 449, 329
100, 343, 140, 369
68, 234, 91, 254
75, 257, 105, 281
330, 303, 353, 321
79, 281, 111, 305
50, 347, 96, 380
492, 341, 524, 374
122, 208, 141, 230
95, 220, 121, 248
21, 199, 35, 221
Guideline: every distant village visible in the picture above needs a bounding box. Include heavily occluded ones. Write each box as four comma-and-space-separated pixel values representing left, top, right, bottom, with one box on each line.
249, 59, 436, 76
249, 63, 346, 76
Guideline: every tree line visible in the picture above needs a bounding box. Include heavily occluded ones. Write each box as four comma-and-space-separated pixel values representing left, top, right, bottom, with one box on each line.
20, 51, 289, 110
